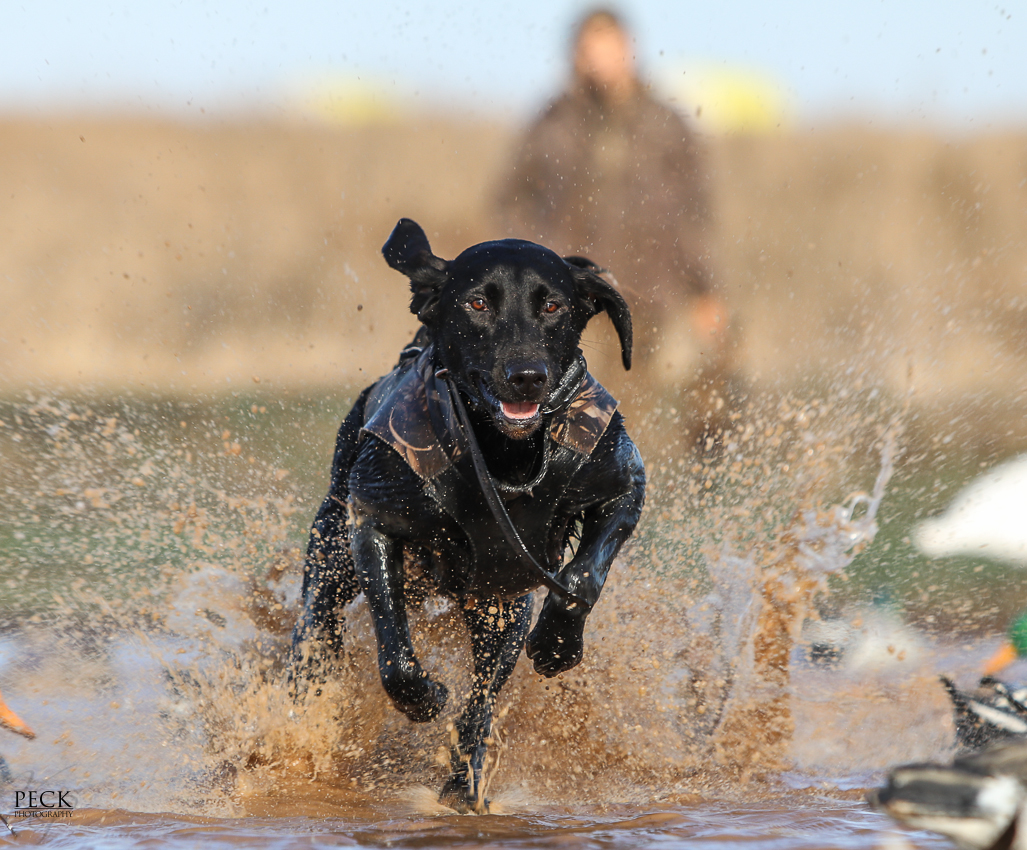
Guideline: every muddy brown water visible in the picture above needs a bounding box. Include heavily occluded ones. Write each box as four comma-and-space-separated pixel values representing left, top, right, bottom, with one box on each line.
0, 390, 1014, 849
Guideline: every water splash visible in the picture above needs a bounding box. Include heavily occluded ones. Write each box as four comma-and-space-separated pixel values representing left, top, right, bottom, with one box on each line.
705, 429, 897, 777
0, 388, 954, 821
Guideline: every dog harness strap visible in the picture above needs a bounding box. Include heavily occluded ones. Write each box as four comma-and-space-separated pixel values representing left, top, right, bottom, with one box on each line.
443, 374, 590, 610
541, 352, 587, 415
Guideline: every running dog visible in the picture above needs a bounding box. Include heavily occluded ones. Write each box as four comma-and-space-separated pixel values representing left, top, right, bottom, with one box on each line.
291, 219, 645, 812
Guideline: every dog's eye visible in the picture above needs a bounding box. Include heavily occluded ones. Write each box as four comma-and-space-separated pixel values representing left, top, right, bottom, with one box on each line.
469, 297, 489, 312
543, 300, 562, 315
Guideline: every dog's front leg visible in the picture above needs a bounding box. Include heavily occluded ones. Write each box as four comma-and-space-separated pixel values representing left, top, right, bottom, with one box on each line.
291, 494, 359, 689
527, 485, 644, 677
351, 523, 449, 722
439, 594, 532, 814
291, 387, 372, 689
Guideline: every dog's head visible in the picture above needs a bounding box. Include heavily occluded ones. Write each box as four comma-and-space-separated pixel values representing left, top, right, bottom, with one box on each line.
383, 218, 632, 439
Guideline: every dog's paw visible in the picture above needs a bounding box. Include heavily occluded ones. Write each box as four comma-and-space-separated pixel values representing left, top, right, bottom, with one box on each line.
525, 604, 586, 677
438, 778, 489, 814
438, 747, 489, 814
382, 665, 449, 722
398, 678, 449, 723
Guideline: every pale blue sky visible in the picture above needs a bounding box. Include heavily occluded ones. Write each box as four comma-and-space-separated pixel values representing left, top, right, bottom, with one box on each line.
2, 1, 1024, 128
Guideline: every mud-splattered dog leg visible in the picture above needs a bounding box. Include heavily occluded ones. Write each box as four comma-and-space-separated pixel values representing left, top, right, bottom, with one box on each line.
290, 388, 372, 690
351, 524, 449, 722
440, 594, 532, 813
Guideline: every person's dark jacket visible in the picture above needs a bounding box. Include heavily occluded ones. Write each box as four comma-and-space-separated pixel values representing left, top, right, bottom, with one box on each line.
498, 83, 714, 325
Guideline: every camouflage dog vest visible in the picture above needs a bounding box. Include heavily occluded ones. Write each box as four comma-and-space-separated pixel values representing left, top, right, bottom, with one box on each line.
359, 345, 618, 599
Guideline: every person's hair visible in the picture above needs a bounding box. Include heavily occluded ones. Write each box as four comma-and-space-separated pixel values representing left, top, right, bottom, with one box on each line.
572, 7, 629, 46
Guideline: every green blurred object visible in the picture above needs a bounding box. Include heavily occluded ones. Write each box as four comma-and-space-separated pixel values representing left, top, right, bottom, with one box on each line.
1011, 613, 1027, 657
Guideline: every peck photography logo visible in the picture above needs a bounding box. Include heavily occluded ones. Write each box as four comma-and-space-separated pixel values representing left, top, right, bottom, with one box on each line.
1, 791, 76, 834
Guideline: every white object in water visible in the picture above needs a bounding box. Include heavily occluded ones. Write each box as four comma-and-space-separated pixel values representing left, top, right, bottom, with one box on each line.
914, 454, 1027, 564
802, 609, 924, 671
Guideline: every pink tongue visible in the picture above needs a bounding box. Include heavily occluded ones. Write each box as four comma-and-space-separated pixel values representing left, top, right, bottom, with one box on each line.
501, 401, 540, 420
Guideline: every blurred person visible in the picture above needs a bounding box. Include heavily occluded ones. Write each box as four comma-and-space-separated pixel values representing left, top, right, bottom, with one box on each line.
497, 7, 736, 451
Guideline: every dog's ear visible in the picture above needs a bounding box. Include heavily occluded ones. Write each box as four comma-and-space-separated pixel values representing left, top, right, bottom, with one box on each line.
382, 218, 450, 324
565, 256, 633, 371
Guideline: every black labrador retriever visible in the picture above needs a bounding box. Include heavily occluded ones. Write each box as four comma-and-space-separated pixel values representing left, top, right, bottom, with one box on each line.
291, 219, 646, 812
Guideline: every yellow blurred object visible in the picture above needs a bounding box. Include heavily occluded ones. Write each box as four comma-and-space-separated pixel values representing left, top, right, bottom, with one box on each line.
295, 76, 404, 125
656, 62, 791, 135
984, 641, 1020, 677
0, 689, 34, 739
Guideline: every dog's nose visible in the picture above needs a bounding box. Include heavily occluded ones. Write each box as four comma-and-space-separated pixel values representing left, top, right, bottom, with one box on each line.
505, 362, 548, 397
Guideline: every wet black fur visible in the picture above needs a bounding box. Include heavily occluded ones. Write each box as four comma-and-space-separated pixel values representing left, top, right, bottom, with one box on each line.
291, 219, 646, 812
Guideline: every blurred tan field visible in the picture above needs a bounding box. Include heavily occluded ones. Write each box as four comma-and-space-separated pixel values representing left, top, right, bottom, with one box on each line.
2, 113, 1027, 445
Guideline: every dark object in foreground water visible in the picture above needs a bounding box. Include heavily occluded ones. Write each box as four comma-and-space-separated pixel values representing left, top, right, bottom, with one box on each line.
290, 219, 646, 813
870, 740, 1027, 850
941, 675, 1027, 752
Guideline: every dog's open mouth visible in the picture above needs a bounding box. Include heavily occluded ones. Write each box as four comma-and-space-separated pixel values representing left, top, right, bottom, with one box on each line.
500, 401, 540, 421
475, 378, 543, 433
